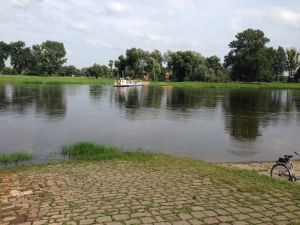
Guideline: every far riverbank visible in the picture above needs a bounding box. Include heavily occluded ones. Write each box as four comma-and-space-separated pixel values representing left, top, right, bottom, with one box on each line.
2, 75, 300, 89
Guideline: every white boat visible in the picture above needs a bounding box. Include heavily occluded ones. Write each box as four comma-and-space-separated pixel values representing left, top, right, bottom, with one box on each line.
113, 78, 143, 87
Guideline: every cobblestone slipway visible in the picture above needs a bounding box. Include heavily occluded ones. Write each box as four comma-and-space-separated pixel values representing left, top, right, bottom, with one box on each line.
1, 161, 300, 225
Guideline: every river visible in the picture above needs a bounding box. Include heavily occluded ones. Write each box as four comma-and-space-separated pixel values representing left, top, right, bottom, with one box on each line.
0, 84, 299, 162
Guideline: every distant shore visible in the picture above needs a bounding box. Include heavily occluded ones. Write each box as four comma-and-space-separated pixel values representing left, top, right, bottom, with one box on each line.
1, 75, 300, 89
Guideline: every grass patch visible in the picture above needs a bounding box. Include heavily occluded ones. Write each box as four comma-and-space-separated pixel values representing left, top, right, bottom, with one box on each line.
0, 75, 114, 85
61, 142, 154, 161
151, 81, 300, 89
2, 75, 300, 89
0, 152, 33, 164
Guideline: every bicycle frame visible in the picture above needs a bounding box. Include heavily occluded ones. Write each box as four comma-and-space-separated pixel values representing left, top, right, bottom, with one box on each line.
272, 152, 300, 182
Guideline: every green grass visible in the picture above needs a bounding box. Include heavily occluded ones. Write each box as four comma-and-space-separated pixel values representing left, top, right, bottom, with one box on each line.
61, 141, 155, 161
0, 152, 33, 164
151, 81, 300, 89
0, 75, 114, 85
2, 75, 300, 89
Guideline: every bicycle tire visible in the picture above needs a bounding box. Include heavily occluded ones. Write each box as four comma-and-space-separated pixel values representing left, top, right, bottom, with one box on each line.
270, 163, 293, 182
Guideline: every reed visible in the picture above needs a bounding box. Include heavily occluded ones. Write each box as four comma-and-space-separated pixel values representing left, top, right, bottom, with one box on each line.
0, 152, 33, 164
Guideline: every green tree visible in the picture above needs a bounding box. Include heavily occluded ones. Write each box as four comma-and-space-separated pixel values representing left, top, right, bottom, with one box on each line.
295, 67, 300, 83
125, 48, 144, 78
0, 41, 10, 72
1, 67, 14, 75
272, 46, 287, 81
224, 29, 273, 82
145, 57, 162, 81
206, 55, 229, 82
87, 64, 103, 79
114, 55, 126, 77
150, 50, 163, 67
108, 60, 114, 77
32, 41, 67, 75
10, 41, 33, 74
167, 51, 205, 81
59, 65, 78, 76
286, 48, 300, 82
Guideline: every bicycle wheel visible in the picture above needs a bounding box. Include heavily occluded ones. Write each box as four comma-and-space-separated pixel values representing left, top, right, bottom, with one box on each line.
270, 163, 293, 181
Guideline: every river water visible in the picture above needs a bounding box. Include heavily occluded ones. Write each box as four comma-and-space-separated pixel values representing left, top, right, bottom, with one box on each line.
0, 84, 299, 162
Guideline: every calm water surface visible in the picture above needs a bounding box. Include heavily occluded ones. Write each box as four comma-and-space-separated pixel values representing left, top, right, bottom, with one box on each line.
0, 84, 300, 162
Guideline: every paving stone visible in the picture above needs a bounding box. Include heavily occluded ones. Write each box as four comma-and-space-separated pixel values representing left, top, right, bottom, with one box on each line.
113, 214, 129, 221
216, 216, 234, 222
178, 213, 192, 220
96, 216, 112, 223
154, 223, 171, 225
80, 219, 94, 225
188, 219, 203, 225
202, 211, 217, 217
172, 221, 190, 225
32, 220, 49, 225
125, 219, 142, 225
141, 217, 156, 223
191, 212, 206, 219
106, 223, 123, 225
203, 217, 219, 224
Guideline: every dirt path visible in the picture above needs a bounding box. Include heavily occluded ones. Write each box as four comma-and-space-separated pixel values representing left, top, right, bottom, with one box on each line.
1, 161, 300, 225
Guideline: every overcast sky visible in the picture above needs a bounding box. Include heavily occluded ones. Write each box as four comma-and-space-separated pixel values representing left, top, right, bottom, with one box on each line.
0, 0, 300, 68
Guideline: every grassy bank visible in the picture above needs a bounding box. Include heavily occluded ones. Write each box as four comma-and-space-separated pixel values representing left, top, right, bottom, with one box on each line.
2, 75, 300, 89
0, 152, 33, 164
60, 142, 300, 195
152, 81, 300, 89
0, 75, 114, 85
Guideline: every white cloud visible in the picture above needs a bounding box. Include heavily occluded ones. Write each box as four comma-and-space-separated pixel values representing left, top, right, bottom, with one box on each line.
230, 7, 300, 32
1, 0, 39, 6
84, 39, 114, 49
269, 7, 300, 29
106, 2, 133, 16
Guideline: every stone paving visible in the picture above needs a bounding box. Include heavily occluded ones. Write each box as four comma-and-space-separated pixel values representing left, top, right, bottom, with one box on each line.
1, 161, 300, 225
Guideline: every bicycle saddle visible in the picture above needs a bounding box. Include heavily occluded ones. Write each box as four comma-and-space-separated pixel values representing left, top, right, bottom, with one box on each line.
284, 155, 293, 159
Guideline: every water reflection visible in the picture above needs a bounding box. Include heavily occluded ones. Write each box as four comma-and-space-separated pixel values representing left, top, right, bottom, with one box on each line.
223, 90, 297, 141
0, 84, 66, 119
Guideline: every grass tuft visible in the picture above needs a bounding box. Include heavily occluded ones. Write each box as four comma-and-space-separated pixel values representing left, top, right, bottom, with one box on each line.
61, 142, 155, 161
0, 152, 33, 164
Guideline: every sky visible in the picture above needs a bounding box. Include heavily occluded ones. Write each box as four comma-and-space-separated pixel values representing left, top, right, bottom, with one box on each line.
0, 0, 300, 68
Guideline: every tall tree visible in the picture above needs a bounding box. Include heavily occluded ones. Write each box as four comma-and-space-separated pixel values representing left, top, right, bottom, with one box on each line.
286, 48, 300, 82
272, 46, 287, 81
87, 64, 103, 79
59, 65, 78, 76
108, 60, 113, 77
0, 41, 10, 72
32, 41, 66, 75
295, 67, 300, 83
10, 41, 33, 74
224, 29, 273, 82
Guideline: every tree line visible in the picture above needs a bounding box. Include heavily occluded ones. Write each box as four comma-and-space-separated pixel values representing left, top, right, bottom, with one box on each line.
0, 28, 299, 82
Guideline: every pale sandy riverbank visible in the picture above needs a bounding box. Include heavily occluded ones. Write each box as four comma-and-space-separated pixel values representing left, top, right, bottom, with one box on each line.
223, 160, 300, 178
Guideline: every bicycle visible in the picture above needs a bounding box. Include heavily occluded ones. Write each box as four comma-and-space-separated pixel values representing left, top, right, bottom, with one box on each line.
270, 152, 300, 182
